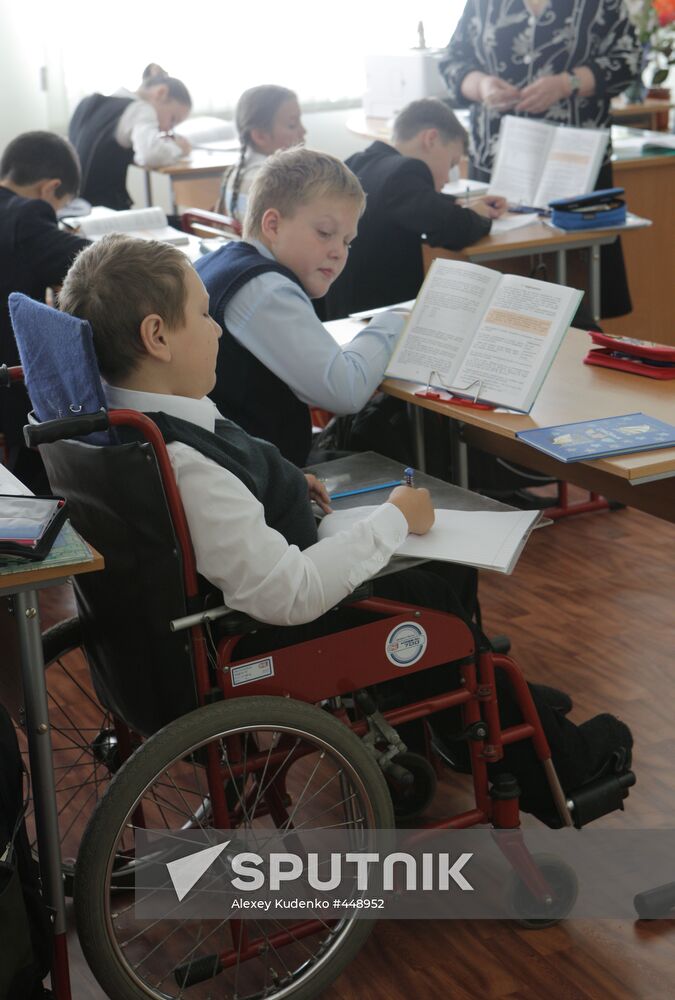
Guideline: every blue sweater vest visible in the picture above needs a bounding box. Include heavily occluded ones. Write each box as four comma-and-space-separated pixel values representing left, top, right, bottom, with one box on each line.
196, 241, 313, 468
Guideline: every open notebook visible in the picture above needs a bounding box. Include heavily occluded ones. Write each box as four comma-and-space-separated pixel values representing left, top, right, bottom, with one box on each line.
75, 207, 189, 245
318, 506, 542, 575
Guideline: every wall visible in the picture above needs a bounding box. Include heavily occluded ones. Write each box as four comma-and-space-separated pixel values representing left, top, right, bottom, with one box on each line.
0, 5, 49, 152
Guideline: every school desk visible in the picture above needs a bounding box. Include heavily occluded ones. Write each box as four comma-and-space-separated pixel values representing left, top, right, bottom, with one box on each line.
325, 318, 675, 524
421, 218, 649, 327
0, 462, 104, 1000
345, 114, 675, 344
139, 146, 240, 213
610, 97, 672, 132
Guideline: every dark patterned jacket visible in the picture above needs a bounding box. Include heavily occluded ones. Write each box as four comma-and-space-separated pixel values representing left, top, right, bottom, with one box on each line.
440, 0, 641, 178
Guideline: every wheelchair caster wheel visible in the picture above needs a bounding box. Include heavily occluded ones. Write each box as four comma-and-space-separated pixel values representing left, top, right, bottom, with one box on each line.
387, 751, 437, 821
504, 853, 578, 928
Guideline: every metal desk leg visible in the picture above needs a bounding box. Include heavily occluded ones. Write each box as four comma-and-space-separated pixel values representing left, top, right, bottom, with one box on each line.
555, 248, 567, 286
449, 420, 469, 489
589, 245, 601, 324
14, 589, 71, 1000
144, 170, 153, 208
408, 403, 426, 472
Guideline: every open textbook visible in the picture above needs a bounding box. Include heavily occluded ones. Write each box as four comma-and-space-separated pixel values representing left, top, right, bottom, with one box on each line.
385, 258, 582, 412
489, 116, 608, 209
75, 207, 189, 245
318, 506, 542, 575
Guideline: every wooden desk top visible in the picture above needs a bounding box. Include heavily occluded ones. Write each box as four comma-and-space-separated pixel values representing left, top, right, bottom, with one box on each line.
386, 329, 675, 484
152, 148, 239, 178
0, 546, 104, 593
422, 221, 623, 264
326, 319, 675, 485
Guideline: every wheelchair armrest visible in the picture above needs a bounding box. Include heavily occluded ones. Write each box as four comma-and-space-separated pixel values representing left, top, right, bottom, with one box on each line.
24, 410, 109, 446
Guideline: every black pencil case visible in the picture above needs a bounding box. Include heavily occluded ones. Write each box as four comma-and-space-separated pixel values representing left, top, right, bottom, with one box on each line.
0, 495, 67, 561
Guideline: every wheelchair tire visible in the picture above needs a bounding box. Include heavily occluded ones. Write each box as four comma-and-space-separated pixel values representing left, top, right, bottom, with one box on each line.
16, 616, 120, 895
503, 852, 578, 929
74, 695, 395, 1000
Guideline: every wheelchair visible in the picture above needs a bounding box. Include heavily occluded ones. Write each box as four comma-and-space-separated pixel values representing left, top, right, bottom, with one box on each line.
6, 292, 635, 1000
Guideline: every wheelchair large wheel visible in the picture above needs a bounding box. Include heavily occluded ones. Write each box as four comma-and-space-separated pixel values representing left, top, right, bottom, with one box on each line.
75, 695, 394, 1000
16, 616, 123, 893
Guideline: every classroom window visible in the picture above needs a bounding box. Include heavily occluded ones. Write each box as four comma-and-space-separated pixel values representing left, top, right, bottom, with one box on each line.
48, 1, 465, 120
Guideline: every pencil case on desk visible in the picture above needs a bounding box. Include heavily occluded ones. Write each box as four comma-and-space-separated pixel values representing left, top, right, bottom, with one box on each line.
584, 331, 675, 380
548, 188, 626, 230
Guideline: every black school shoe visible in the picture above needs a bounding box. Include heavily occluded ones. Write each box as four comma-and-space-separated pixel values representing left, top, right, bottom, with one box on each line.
529, 683, 573, 716
526, 713, 634, 828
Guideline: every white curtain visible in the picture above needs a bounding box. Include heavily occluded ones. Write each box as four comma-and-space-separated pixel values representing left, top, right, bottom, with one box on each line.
49, 1, 466, 120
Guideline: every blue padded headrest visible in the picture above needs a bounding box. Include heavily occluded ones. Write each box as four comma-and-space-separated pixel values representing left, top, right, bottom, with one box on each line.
9, 292, 115, 445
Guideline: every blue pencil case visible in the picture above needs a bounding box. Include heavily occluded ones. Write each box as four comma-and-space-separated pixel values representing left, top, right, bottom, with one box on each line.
548, 188, 626, 230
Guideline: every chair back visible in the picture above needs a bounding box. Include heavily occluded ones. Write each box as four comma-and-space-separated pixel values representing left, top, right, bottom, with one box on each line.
181, 207, 242, 240
8, 293, 113, 446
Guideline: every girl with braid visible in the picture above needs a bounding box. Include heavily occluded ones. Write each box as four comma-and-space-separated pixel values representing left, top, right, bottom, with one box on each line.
215, 85, 305, 223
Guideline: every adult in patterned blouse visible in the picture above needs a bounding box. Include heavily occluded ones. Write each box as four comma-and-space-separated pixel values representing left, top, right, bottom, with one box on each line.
440, 0, 642, 317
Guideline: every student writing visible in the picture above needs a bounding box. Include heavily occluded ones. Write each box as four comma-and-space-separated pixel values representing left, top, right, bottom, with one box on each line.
215, 85, 306, 223
58, 234, 633, 826
197, 148, 406, 467
68, 71, 192, 210
0, 132, 89, 491
325, 98, 506, 319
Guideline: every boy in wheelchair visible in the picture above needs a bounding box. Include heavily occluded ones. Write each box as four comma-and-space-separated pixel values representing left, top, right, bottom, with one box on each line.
56, 234, 632, 826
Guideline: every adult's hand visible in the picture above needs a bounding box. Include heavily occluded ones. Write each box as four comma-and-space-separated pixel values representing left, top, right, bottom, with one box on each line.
478, 76, 521, 111
515, 74, 571, 114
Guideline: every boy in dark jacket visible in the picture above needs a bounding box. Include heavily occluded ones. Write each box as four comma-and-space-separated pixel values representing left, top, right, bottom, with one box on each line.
324, 98, 506, 319
0, 132, 89, 489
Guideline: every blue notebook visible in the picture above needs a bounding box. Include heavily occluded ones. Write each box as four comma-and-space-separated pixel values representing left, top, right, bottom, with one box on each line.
515, 413, 675, 462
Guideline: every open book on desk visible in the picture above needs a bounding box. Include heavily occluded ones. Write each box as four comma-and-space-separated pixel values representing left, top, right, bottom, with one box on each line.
75, 207, 189, 245
489, 116, 608, 209
318, 506, 542, 575
385, 258, 582, 412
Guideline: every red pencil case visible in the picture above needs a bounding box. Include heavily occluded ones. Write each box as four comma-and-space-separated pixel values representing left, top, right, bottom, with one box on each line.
584, 332, 675, 380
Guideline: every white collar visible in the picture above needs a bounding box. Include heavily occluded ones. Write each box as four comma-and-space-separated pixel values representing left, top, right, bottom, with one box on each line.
104, 383, 220, 433
248, 237, 275, 262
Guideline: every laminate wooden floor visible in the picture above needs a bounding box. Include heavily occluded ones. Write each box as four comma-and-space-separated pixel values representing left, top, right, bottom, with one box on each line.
37, 498, 675, 999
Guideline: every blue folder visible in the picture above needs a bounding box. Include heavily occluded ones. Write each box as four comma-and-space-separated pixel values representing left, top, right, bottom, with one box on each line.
515, 412, 675, 462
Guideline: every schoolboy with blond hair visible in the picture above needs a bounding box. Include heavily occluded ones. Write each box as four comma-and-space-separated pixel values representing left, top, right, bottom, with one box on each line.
195, 146, 407, 467
58, 233, 634, 826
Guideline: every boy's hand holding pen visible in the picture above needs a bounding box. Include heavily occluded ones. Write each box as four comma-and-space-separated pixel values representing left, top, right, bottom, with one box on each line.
388, 467, 434, 535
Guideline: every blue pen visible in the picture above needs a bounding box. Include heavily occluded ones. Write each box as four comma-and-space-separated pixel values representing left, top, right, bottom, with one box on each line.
330, 479, 402, 500
404, 467, 414, 487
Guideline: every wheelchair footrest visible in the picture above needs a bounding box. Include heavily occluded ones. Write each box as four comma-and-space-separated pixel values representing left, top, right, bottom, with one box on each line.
567, 770, 635, 829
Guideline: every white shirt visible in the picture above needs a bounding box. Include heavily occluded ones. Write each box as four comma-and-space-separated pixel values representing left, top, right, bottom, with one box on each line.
114, 89, 184, 168
222, 240, 406, 414
104, 385, 408, 625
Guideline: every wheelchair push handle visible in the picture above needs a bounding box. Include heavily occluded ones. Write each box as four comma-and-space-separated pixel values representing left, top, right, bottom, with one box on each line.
24, 409, 110, 447
0, 364, 23, 387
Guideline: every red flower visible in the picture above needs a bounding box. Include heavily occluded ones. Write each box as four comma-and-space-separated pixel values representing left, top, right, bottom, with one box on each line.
653, 0, 675, 27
